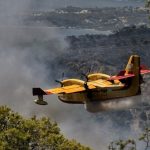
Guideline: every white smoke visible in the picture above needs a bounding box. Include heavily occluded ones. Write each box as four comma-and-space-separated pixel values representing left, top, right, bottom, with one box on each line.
0, 0, 68, 113
85, 97, 136, 113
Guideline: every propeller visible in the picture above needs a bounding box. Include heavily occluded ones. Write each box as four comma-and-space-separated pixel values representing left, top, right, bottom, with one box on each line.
55, 80, 63, 87
81, 73, 89, 82
81, 66, 95, 99
81, 66, 94, 90
55, 73, 65, 87
80, 73, 90, 96
80, 65, 93, 82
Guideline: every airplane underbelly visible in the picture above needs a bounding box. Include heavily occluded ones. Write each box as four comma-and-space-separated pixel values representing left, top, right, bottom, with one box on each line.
58, 89, 109, 103
58, 84, 140, 104
58, 93, 86, 104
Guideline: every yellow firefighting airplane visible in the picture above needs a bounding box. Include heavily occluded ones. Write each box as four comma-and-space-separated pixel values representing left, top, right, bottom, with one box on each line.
33, 55, 150, 109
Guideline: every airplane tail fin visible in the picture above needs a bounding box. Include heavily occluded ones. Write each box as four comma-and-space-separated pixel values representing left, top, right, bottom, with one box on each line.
125, 55, 150, 76
116, 55, 140, 77
124, 55, 141, 95
119, 55, 150, 95
125, 55, 140, 75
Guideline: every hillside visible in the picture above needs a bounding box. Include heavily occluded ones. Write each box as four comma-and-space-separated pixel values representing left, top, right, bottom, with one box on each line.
54, 25, 150, 76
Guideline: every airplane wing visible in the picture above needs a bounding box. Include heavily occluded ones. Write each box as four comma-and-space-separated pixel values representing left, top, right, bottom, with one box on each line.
45, 85, 87, 94
88, 80, 125, 89
33, 78, 125, 96
33, 84, 96, 96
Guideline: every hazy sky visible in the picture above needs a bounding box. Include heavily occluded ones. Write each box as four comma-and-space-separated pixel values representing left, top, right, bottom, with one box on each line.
0, 0, 145, 13
28, 0, 144, 10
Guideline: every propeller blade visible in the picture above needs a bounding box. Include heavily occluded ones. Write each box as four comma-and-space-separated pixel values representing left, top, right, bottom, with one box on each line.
81, 73, 89, 82
55, 80, 63, 87
62, 72, 64, 81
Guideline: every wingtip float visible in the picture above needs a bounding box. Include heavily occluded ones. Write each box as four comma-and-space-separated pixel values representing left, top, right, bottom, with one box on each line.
32, 55, 150, 111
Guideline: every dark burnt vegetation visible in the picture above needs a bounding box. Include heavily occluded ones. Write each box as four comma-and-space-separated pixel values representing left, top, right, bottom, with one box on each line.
57, 25, 150, 76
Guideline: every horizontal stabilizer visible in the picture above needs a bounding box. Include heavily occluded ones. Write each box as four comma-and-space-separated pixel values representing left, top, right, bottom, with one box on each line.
140, 69, 150, 74
108, 74, 135, 81
140, 65, 150, 75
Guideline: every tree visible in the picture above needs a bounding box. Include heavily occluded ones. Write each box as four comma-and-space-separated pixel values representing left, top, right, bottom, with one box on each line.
145, 0, 150, 8
0, 106, 91, 150
108, 127, 150, 150
108, 139, 136, 150
139, 127, 150, 150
